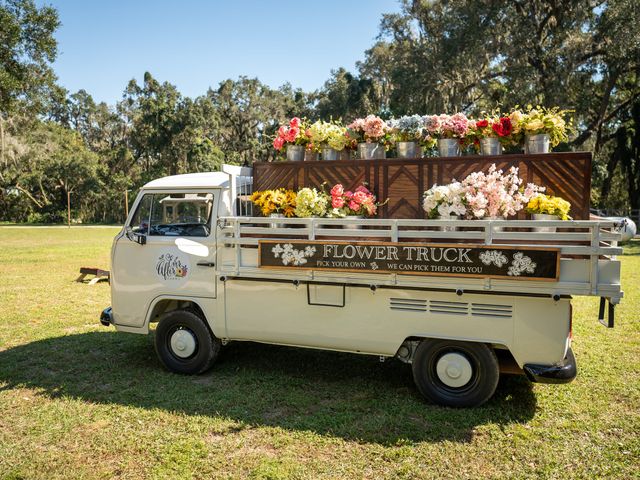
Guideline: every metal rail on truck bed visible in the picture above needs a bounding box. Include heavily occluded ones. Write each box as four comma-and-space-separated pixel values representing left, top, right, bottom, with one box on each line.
216, 217, 623, 304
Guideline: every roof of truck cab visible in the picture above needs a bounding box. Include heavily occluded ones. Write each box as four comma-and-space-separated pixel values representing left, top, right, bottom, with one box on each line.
143, 172, 247, 189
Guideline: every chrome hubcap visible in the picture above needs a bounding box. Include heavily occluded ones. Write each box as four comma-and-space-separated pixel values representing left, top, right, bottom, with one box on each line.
170, 329, 197, 358
436, 352, 473, 388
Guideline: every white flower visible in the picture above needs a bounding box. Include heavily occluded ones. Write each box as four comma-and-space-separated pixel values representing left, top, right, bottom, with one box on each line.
271, 244, 284, 258
508, 252, 537, 276
479, 250, 508, 267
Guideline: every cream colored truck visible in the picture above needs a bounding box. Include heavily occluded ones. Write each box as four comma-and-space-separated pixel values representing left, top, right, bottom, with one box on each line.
100, 165, 624, 407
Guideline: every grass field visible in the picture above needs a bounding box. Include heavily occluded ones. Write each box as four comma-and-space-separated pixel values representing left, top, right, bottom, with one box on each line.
0, 227, 638, 479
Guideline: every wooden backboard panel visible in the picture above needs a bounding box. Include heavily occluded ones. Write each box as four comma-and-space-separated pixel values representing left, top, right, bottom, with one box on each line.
252, 152, 592, 219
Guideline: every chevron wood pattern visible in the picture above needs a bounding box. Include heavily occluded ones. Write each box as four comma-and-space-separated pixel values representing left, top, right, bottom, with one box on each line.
252, 152, 592, 219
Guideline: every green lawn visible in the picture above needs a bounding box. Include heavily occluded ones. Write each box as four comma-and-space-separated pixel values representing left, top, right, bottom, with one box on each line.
0, 227, 638, 479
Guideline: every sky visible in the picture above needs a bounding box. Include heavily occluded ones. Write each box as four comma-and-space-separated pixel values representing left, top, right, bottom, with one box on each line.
42, 0, 401, 105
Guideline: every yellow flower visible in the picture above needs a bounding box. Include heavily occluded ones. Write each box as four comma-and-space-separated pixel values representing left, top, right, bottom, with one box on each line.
525, 119, 544, 131
526, 194, 571, 220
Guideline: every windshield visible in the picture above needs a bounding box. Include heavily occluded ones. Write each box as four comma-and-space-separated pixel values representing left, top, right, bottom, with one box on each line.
128, 192, 214, 237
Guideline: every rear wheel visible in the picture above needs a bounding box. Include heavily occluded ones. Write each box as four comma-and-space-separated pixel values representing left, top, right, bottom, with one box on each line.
412, 339, 499, 407
155, 310, 221, 374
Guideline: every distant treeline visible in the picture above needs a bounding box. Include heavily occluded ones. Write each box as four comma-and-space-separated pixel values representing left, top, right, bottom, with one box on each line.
1, 0, 638, 223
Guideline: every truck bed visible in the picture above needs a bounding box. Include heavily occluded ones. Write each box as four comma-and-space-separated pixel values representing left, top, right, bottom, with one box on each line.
216, 217, 623, 303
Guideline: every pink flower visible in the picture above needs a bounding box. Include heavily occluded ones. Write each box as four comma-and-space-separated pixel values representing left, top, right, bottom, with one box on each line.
355, 185, 370, 194
290, 117, 301, 128
344, 191, 353, 199
348, 200, 360, 212
285, 127, 299, 143
332, 197, 345, 209
330, 184, 344, 197
273, 136, 285, 150
278, 126, 288, 138
353, 191, 368, 204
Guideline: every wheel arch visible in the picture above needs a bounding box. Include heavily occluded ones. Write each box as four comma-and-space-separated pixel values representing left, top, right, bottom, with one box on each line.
146, 296, 209, 329
395, 335, 518, 373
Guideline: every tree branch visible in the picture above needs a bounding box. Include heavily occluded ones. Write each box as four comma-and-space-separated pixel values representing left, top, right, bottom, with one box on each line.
14, 184, 45, 209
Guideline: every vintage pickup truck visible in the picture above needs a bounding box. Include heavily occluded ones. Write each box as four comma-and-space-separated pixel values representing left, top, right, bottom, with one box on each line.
100, 162, 623, 407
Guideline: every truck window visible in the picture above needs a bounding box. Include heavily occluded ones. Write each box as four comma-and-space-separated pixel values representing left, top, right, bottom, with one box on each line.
129, 194, 153, 234
128, 193, 214, 237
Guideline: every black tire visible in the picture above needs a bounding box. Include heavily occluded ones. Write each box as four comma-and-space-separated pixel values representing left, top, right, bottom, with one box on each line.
412, 339, 499, 408
154, 309, 221, 374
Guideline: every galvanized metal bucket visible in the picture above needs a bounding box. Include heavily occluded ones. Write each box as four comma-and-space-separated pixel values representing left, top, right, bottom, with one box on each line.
269, 213, 285, 229
525, 134, 550, 154
397, 141, 420, 158
286, 145, 305, 162
357, 142, 386, 159
479, 137, 503, 156
437, 138, 460, 157
322, 147, 339, 161
338, 149, 352, 161
304, 150, 319, 162
532, 213, 558, 233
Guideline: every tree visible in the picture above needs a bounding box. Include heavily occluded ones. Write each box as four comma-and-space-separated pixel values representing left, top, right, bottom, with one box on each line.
0, 0, 59, 173
359, 0, 640, 209
209, 77, 304, 163
313, 68, 382, 120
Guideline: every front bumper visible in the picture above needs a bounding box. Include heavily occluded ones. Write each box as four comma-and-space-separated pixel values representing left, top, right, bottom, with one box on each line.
100, 306, 113, 327
523, 348, 577, 384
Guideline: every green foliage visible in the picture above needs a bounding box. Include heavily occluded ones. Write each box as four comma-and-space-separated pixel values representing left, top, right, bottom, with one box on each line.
1, 0, 639, 221
0, 0, 59, 115
0, 228, 638, 478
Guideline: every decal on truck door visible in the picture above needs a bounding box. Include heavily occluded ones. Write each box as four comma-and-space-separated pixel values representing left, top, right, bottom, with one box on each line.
156, 252, 190, 280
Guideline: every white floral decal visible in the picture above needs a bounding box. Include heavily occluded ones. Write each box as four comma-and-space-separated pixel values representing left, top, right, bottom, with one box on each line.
508, 252, 537, 276
272, 243, 316, 266
479, 250, 508, 267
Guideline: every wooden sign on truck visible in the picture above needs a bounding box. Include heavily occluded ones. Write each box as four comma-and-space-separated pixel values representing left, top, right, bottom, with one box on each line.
258, 240, 560, 281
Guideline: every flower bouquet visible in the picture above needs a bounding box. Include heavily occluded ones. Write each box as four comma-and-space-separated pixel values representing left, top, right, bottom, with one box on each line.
526, 194, 571, 220
469, 114, 516, 155
525, 193, 571, 233
273, 117, 311, 161
308, 121, 350, 160
422, 183, 467, 219
347, 115, 390, 159
519, 106, 572, 153
423, 113, 471, 157
250, 189, 297, 223
461, 164, 545, 219
388, 115, 423, 158
294, 187, 329, 218
328, 183, 380, 218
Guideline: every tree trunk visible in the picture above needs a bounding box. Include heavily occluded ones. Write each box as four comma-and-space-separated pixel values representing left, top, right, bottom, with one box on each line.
0, 113, 5, 169
67, 189, 71, 228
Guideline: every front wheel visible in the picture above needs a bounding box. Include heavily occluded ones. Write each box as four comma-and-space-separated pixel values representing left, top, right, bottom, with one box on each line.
412, 339, 499, 407
155, 310, 221, 374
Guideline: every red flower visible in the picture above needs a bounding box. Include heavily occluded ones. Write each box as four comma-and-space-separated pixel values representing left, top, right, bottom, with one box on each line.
476, 119, 489, 128
492, 117, 513, 137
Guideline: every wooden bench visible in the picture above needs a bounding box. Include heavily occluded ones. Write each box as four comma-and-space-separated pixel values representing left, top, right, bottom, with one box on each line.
76, 267, 110, 285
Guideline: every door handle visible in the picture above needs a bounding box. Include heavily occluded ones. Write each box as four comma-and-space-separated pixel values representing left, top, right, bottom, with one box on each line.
196, 261, 216, 267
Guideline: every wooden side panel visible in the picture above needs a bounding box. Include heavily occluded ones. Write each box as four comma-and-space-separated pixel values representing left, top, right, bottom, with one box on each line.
252, 152, 592, 219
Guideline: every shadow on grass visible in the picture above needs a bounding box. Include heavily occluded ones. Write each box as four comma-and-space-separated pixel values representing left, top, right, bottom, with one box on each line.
0, 331, 536, 445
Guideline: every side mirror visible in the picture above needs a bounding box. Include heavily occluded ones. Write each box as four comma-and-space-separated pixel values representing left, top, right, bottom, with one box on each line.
125, 227, 147, 245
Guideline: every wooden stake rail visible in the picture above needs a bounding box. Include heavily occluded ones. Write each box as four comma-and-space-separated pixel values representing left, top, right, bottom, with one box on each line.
252, 152, 592, 220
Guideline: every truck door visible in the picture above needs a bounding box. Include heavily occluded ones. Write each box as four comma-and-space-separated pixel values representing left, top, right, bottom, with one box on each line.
111, 190, 218, 327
